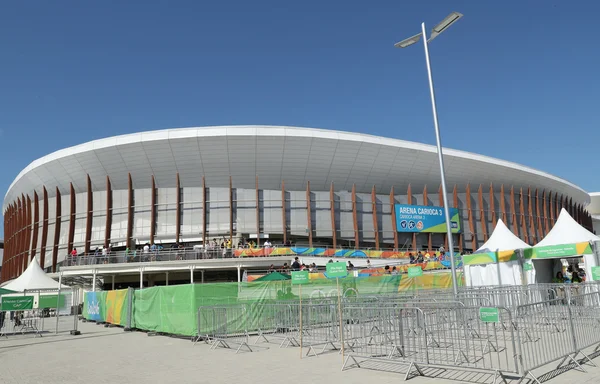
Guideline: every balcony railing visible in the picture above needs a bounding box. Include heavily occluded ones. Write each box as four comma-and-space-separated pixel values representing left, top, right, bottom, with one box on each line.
56, 245, 461, 270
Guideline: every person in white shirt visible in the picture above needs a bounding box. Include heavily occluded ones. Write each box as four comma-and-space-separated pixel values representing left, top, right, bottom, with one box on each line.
264, 240, 272, 248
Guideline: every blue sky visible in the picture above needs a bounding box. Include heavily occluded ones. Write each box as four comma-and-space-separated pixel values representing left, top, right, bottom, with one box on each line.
1, 0, 599, 237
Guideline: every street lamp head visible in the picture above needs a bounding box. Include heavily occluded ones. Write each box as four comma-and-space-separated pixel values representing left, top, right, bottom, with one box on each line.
394, 32, 422, 49
428, 11, 463, 42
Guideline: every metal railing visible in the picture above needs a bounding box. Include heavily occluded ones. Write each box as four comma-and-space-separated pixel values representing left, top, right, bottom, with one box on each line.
56, 244, 460, 269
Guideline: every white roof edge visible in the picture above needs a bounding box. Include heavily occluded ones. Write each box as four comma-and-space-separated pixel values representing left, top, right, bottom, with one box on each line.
3, 125, 590, 206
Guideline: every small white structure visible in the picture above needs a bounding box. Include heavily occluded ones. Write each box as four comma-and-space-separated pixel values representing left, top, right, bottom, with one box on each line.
2, 258, 69, 292
532, 208, 600, 283
465, 219, 531, 286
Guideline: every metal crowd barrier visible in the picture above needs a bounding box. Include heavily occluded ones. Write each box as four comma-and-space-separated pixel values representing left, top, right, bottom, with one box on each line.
195, 304, 252, 353
341, 303, 518, 382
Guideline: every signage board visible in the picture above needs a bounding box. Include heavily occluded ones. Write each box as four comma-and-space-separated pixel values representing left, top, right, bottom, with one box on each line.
395, 204, 461, 233
591, 266, 600, 281
479, 307, 500, 323
407, 266, 423, 278
534, 244, 578, 259
38, 294, 66, 309
326, 262, 348, 278
523, 263, 533, 272
1, 296, 34, 311
291, 271, 309, 285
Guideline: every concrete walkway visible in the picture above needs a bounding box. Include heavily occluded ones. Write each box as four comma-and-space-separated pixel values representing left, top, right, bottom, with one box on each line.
0, 321, 599, 384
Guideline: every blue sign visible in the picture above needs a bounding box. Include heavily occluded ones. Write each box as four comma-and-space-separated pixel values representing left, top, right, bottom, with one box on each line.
86, 291, 101, 322
395, 204, 462, 233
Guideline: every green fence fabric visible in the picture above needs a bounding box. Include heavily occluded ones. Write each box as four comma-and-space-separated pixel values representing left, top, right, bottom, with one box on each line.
84, 272, 462, 337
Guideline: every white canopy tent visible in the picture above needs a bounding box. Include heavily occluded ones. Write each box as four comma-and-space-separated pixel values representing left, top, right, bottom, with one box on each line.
532, 208, 600, 283
2, 257, 69, 292
465, 219, 531, 287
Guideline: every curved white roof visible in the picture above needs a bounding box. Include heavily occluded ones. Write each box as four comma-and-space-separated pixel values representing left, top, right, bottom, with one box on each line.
3, 125, 590, 211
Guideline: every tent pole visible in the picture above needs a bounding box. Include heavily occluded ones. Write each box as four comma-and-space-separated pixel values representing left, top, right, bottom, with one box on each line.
92, 270, 96, 292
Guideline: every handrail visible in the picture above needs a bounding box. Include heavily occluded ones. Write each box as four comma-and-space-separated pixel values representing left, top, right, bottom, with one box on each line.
56, 245, 462, 269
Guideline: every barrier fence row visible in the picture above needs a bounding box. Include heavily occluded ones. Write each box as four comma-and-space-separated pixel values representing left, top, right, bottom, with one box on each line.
193, 283, 600, 383
1, 288, 80, 339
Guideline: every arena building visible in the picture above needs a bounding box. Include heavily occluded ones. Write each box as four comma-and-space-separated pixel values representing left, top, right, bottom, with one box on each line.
1, 126, 593, 283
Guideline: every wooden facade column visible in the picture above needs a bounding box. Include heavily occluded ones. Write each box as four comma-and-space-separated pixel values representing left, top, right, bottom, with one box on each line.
31, 191, 39, 261
202, 176, 207, 246
68, 183, 76, 254
20, 197, 27, 272
439, 185, 448, 250
175, 173, 181, 244
407, 184, 416, 251
16, 199, 23, 275
150, 176, 156, 245
527, 188, 536, 243
372, 185, 380, 250
105, 177, 113, 248
465, 184, 477, 251
330, 183, 337, 249
453, 185, 462, 252
519, 188, 529, 244
423, 185, 432, 252
549, 192, 555, 225
39, 187, 49, 269
126, 174, 134, 249
255, 175, 260, 247
306, 181, 313, 248
26, 195, 33, 264
390, 187, 399, 250
535, 189, 543, 240
281, 180, 287, 244
52, 188, 62, 272
489, 184, 497, 229
542, 190, 549, 235
509, 187, 518, 237
84, 175, 93, 254
228, 176, 233, 245
478, 185, 488, 242
500, 185, 507, 224
352, 184, 359, 249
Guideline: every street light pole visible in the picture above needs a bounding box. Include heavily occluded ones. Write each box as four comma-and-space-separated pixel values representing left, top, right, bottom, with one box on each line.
395, 13, 463, 296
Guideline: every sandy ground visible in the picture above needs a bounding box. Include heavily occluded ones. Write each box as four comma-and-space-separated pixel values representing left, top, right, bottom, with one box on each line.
0, 320, 599, 384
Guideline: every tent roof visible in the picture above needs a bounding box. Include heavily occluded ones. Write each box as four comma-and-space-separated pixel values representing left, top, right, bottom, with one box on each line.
475, 219, 531, 253
535, 208, 600, 247
0, 288, 15, 297
2, 258, 69, 292
254, 272, 291, 282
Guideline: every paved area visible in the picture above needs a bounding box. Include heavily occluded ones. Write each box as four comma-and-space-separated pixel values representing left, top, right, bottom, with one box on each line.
1, 321, 600, 384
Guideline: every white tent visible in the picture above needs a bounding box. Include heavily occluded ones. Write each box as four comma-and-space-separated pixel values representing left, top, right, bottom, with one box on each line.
533, 208, 600, 282
2, 257, 69, 292
536, 208, 599, 247
465, 219, 531, 287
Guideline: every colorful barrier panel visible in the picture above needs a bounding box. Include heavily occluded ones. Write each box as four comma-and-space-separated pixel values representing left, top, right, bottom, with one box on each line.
233, 247, 463, 261
83, 289, 131, 327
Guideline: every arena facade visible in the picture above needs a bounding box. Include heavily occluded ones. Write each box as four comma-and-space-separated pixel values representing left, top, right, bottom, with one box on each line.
1, 126, 593, 282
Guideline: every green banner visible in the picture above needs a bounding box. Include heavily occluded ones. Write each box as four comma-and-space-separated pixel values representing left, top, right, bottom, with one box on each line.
1, 296, 34, 310
38, 294, 66, 309
326, 262, 348, 278
534, 244, 578, 259
407, 266, 423, 278
479, 307, 499, 323
291, 271, 309, 285
523, 263, 533, 272
592, 266, 600, 281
